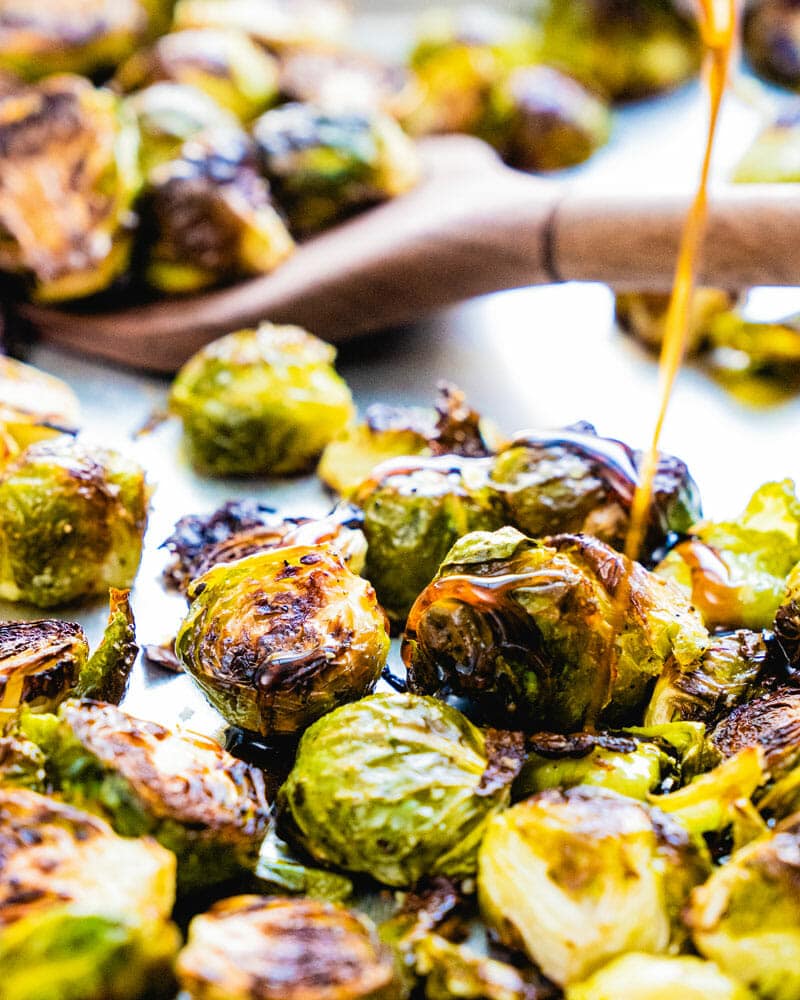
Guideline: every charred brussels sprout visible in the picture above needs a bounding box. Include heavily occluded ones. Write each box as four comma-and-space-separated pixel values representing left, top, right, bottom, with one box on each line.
478, 787, 709, 987
0, 357, 80, 458
176, 545, 389, 738
20, 699, 270, 891
117, 29, 280, 122
177, 896, 407, 1000
565, 953, 755, 1000
0, 436, 148, 608
616, 289, 733, 355
0, 787, 179, 1000
169, 323, 353, 476
744, 0, 800, 90
253, 102, 420, 235
404, 527, 709, 731
532, 0, 702, 101
686, 812, 800, 999
656, 480, 800, 630
0, 75, 140, 302
355, 456, 505, 625
0, 732, 46, 790
142, 128, 293, 293
277, 693, 521, 887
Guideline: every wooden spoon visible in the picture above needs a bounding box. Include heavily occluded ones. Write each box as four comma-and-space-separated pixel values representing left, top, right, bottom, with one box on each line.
16, 134, 800, 373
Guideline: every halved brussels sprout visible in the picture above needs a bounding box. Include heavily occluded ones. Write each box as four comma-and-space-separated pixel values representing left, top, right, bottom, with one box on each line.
404, 527, 709, 731
734, 107, 800, 183
19, 698, 270, 891
616, 289, 734, 355
169, 323, 353, 476
492, 65, 611, 172
565, 953, 755, 1000
173, 0, 351, 52
686, 811, 800, 999
116, 29, 280, 122
531, 0, 702, 101
176, 545, 389, 738
478, 787, 709, 987
712, 688, 800, 777
163, 499, 365, 593
0, 435, 148, 608
253, 102, 420, 235
0, 75, 140, 302
177, 896, 408, 1000
0, 357, 80, 459
142, 127, 294, 293
743, 0, 800, 90
656, 480, 800, 631
489, 424, 701, 558
277, 692, 522, 887
703, 309, 800, 388
0, 787, 179, 1000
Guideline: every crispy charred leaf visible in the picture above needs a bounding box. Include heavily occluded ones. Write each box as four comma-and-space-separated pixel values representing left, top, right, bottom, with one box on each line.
0, 787, 179, 1000
0, 75, 140, 303
616, 289, 734, 355
253, 102, 420, 235
277, 693, 516, 888
143, 641, 183, 673
0, 435, 148, 608
429, 382, 502, 459
75, 588, 136, 704
565, 953, 755, 1000
478, 786, 710, 987
173, 0, 352, 51
169, 323, 353, 476
0, 618, 87, 712
176, 545, 390, 738
254, 828, 354, 903
177, 895, 408, 1000
404, 527, 710, 732
19, 699, 271, 891
0, 357, 80, 459
743, 0, 800, 90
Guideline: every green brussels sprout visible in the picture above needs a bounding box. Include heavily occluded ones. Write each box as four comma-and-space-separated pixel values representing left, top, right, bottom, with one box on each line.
645, 629, 769, 726
125, 82, 240, 178
254, 828, 354, 903
531, 0, 702, 102
743, 0, 800, 90
0, 357, 80, 460
0, 75, 140, 303
354, 456, 505, 625
478, 787, 709, 987
616, 289, 734, 355
19, 698, 270, 891
0, 0, 165, 80
703, 308, 800, 389
142, 128, 294, 293
116, 29, 280, 122
173, 0, 351, 52
656, 480, 800, 630
686, 811, 800, 999
277, 693, 522, 887
176, 545, 389, 738
491, 65, 611, 172
565, 953, 756, 1000
734, 107, 800, 183
404, 527, 709, 731
253, 102, 420, 235
405, 5, 540, 138
169, 323, 353, 476
163, 498, 365, 594
0, 787, 180, 1000
177, 895, 408, 1000
0, 435, 148, 608
489, 424, 701, 557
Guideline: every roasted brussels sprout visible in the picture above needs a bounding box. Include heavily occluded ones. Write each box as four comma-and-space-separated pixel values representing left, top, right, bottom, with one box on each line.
173, 0, 351, 52
355, 456, 505, 625
404, 527, 709, 731
277, 693, 522, 887
253, 103, 420, 235
0, 435, 148, 608
0, 358, 80, 459
142, 127, 293, 293
743, 0, 800, 90
0, 75, 140, 302
0, 731, 46, 789
656, 480, 800, 630
19, 698, 270, 890
489, 424, 701, 558
0, 0, 164, 80
686, 811, 800, 999
565, 953, 755, 1000
169, 323, 353, 476
703, 309, 800, 389
163, 498, 365, 593
0, 787, 179, 1000
478, 787, 709, 987
616, 289, 734, 355
775, 560, 800, 674
734, 106, 800, 183
177, 896, 407, 1000
176, 545, 389, 738
531, 0, 702, 101
117, 29, 280, 122
711, 688, 800, 776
